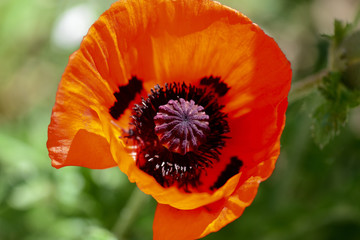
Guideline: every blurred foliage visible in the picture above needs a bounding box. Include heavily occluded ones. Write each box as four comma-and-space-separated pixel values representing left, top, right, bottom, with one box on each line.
312, 20, 360, 147
312, 72, 360, 147
0, 0, 359, 240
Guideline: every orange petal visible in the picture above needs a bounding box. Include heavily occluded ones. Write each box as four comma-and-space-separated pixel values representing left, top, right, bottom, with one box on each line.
198, 97, 287, 193
47, 43, 120, 168
221, 32, 292, 117
225, 98, 288, 167
47, 0, 149, 168
153, 177, 261, 240
49, 129, 115, 169
153, 201, 227, 240
147, 2, 291, 114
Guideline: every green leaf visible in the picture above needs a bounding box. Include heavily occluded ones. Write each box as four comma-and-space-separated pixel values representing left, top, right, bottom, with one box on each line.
333, 20, 352, 47
312, 72, 360, 148
341, 30, 360, 89
312, 101, 348, 148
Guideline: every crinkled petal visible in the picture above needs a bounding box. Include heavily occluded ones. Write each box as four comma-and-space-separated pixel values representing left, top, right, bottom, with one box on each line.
153, 176, 262, 240
47, 50, 119, 169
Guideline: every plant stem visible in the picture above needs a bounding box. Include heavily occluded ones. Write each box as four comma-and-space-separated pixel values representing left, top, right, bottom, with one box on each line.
288, 70, 328, 103
112, 186, 150, 240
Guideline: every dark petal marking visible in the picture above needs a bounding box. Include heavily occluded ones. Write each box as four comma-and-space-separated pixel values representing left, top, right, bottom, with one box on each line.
210, 156, 243, 190
199, 76, 230, 97
109, 76, 143, 119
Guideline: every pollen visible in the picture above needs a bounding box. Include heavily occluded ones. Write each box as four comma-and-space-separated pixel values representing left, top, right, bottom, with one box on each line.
154, 98, 210, 155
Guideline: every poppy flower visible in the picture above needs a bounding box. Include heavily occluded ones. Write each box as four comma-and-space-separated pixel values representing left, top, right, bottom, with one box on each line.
47, 0, 291, 239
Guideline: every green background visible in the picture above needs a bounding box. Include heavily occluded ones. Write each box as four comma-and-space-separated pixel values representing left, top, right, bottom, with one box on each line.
0, 0, 359, 239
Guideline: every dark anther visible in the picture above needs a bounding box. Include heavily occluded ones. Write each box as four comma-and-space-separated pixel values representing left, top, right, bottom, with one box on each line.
129, 81, 230, 191
109, 76, 143, 119
154, 98, 210, 155
210, 156, 243, 190
199, 76, 230, 97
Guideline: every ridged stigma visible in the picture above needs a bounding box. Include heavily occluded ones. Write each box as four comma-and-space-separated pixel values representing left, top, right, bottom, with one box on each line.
154, 98, 210, 155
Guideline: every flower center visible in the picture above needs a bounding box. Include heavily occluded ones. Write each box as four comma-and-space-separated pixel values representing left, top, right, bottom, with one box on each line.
154, 98, 210, 155
128, 81, 230, 191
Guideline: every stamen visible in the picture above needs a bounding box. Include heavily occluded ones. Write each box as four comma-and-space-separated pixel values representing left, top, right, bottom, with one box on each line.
154, 98, 210, 155
130, 81, 230, 191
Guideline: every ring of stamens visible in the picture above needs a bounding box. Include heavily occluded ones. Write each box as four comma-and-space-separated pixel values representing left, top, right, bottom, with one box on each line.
129, 82, 230, 191
154, 98, 210, 155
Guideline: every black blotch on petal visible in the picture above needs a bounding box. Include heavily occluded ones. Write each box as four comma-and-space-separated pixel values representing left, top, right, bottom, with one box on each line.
200, 76, 230, 97
109, 76, 143, 119
211, 156, 243, 190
